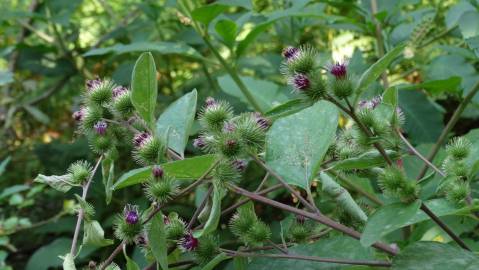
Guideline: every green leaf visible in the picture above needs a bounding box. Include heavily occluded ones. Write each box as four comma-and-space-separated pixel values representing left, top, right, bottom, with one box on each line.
465, 36, 479, 58
112, 155, 216, 190
193, 182, 223, 238
392, 242, 479, 270
191, 4, 227, 25
217, 75, 289, 112
246, 236, 373, 270
83, 42, 203, 59
156, 90, 197, 157
360, 200, 421, 247
355, 44, 405, 98
0, 184, 29, 200
23, 105, 50, 124
0, 71, 14, 86
148, 213, 168, 270
459, 11, 479, 39
102, 158, 115, 204
265, 101, 338, 189
124, 245, 141, 270
215, 19, 237, 47
328, 150, 399, 170
319, 172, 368, 223
83, 220, 114, 247
0, 156, 11, 177
398, 77, 462, 96
131, 52, 158, 129
382, 87, 398, 107
34, 174, 74, 193
398, 90, 444, 144
200, 253, 231, 270
62, 253, 76, 270
264, 99, 312, 120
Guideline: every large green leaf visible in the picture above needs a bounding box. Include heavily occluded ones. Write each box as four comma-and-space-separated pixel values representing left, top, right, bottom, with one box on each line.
459, 11, 479, 39
34, 174, 75, 193
328, 150, 399, 170
82, 220, 114, 247
156, 90, 197, 157
112, 155, 216, 190
360, 200, 421, 247
398, 90, 444, 144
148, 213, 168, 270
217, 75, 289, 112
191, 4, 228, 25
265, 101, 338, 189
355, 44, 405, 99
131, 52, 158, 129
264, 99, 312, 120
193, 182, 223, 238
246, 236, 373, 270
215, 19, 237, 48
83, 42, 203, 59
392, 242, 479, 270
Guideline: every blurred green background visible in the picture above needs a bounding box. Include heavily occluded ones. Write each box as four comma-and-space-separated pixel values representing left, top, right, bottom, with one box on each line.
1, 0, 479, 269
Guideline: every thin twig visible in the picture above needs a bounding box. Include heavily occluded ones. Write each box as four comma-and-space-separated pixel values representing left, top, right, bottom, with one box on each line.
187, 185, 212, 229
250, 154, 320, 214
221, 248, 392, 267
227, 184, 398, 256
417, 79, 479, 179
395, 128, 445, 177
221, 184, 283, 216
70, 155, 103, 256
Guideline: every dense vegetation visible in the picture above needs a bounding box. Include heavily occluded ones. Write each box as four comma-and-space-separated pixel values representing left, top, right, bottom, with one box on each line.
2, 0, 479, 269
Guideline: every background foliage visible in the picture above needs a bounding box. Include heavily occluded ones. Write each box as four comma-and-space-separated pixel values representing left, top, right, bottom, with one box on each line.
2, 0, 479, 269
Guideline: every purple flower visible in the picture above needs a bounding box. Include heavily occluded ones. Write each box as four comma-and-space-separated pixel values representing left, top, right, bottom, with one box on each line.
205, 97, 217, 108
135, 233, 148, 246
152, 166, 164, 178
86, 78, 102, 91
133, 132, 151, 147
329, 61, 347, 79
72, 108, 85, 121
226, 139, 237, 149
112, 86, 128, 98
193, 137, 206, 149
292, 73, 310, 90
94, 121, 108, 135
359, 96, 382, 110
232, 159, 247, 172
254, 113, 270, 130
222, 122, 236, 133
179, 233, 198, 252
282, 46, 299, 60
124, 205, 139, 225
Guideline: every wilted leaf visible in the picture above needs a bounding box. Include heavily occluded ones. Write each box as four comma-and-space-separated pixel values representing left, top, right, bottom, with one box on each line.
34, 174, 74, 193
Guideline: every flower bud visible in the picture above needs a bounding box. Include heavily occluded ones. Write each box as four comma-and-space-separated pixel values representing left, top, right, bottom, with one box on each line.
72, 108, 85, 121
446, 181, 469, 205
112, 87, 134, 117
112, 86, 128, 98
332, 77, 353, 99
290, 73, 310, 91
446, 137, 471, 161
132, 133, 166, 165
68, 160, 92, 184
245, 220, 271, 245
231, 159, 247, 172
282, 46, 299, 60
165, 213, 186, 240
212, 160, 241, 184
199, 100, 234, 132
94, 120, 108, 136
254, 113, 270, 130
194, 235, 218, 265
114, 204, 143, 243
86, 78, 102, 91
144, 174, 178, 203
125, 205, 139, 224
205, 97, 217, 108
86, 79, 114, 106
193, 137, 207, 149
179, 232, 199, 252
222, 122, 236, 133
152, 166, 164, 179
329, 61, 348, 79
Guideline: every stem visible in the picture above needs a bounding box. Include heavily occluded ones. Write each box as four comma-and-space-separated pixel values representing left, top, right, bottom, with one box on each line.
227, 184, 398, 256
395, 128, 445, 177
99, 159, 220, 269
370, 0, 388, 88
70, 155, 103, 256
326, 96, 393, 165
221, 184, 283, 216
221, 249, 391, 267
267, 239, 289, 254
179, 0, 263, 113
419, 203, 471, 251
417, 79, 479, 179
187, 185, 213, 230
250, 154, 320, 214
